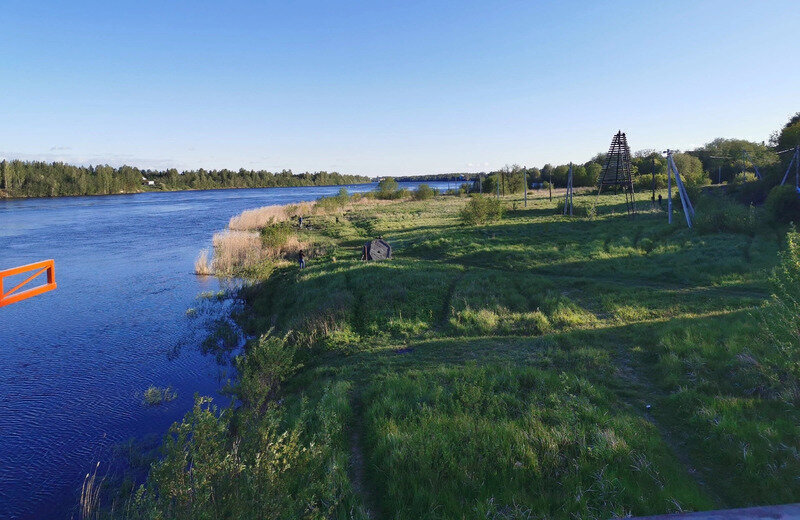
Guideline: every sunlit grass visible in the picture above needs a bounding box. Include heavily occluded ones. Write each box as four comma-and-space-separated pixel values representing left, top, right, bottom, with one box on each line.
124, 190, 800, 519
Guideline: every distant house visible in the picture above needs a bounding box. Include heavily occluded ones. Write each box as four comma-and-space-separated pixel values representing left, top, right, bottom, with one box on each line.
142, 177, 155, 186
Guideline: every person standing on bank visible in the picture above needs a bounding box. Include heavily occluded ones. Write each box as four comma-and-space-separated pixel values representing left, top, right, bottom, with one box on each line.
298, 250, 306, 269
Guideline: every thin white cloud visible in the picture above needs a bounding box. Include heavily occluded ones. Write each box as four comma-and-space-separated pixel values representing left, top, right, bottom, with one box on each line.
0, 151, 182, 171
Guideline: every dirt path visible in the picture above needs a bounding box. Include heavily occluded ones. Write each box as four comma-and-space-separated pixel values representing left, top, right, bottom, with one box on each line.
347, 391, 382, 520
612, 345, 727, 509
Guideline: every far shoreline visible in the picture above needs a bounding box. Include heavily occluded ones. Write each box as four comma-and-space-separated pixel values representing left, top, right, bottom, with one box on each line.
0, 181, 379, 202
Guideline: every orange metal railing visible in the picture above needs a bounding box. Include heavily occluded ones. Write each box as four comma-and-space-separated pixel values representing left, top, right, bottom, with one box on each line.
0, 260, 57, 307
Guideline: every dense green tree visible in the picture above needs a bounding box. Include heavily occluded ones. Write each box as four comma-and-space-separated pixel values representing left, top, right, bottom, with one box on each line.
0, 160, 371, 199
772, 112, 800, 150
691, 138, 778, 183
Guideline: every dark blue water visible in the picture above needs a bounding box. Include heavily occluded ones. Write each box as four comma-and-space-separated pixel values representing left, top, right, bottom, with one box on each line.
0, 181, 455, 519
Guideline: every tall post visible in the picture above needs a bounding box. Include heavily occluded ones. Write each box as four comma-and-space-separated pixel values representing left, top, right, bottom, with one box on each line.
651, 157, 656, 207
523, 169, 527, 207
496, 174, 500, 199
718, 164, 721, 184
796, 146, 799, 189
548, 169, 552, 201
667, 150, 673, 224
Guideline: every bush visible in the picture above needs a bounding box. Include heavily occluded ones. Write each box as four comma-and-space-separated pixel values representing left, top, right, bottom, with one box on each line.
760, 229, 800, 399
413, 184, 436, 200
260, 224, 292, 250
460, 194, 503, 225
378, 177, 399, 196
693, 195, 758, 234
236, 332, 298, 409
729, 176, 769, 205
555, 198, 596, 218
316, 188, 350, 212
765, 185, 800, 223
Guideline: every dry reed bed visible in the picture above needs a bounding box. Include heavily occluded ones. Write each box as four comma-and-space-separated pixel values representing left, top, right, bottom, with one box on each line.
196, 195, 393, 275
228, 196, 392, 231
228, 201, 316, 231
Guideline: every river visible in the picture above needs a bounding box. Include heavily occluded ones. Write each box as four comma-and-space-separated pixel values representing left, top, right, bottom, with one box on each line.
0, 181, 457, 519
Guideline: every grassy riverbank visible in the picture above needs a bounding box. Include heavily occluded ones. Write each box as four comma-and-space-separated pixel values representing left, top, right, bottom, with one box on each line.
124, 189, 800, 519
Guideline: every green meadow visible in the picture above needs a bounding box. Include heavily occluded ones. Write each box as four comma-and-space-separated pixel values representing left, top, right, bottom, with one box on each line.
126, 189, 800, 520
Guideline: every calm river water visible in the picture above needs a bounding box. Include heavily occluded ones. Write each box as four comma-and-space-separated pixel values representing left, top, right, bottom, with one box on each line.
0, 181, 454, 519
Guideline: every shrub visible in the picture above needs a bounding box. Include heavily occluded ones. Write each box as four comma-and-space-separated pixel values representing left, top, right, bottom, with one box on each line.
413, 184, 435, 200
378, 177, 399, 196
694, 195, 759, 234
260, 224, 292, 250
555, 198, 596, 218
760, 229, 800, 399
316, 188, 351, 212
729, 176, 769, 205
236, 331, 297, 409
639, 237, 655, 254
765, 185, 800, 223
460, 194, 504, 225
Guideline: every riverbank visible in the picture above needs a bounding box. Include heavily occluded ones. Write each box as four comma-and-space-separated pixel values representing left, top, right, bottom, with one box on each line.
122, 188, 800, 518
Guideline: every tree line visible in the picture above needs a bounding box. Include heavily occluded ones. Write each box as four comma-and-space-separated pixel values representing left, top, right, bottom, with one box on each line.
0, 161, 372, 199
431, 112, 800, 196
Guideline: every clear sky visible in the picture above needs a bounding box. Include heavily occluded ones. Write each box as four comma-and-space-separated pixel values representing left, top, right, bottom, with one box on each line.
2, 1, 798, 176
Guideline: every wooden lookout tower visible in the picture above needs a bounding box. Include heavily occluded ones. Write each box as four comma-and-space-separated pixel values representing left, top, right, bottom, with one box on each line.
597, 131, 636, 215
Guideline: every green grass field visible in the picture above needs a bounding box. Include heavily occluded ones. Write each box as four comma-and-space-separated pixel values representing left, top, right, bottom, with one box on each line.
128, 190, 800, 520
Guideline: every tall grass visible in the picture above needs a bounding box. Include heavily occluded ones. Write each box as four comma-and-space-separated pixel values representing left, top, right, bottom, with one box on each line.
80, 462, 104, 520
211, 230, 267, 274
228, 197, 388, 231
194, 248, 213, 275
228, 201, 315, 230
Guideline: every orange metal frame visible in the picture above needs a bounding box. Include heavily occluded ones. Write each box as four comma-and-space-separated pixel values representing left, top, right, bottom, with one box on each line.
0, 260, 57, 307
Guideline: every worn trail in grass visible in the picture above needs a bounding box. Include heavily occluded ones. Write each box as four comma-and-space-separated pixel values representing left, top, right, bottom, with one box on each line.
223, 191, 799, 519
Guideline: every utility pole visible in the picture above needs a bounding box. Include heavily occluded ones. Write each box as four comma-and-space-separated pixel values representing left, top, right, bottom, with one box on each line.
709, 155, 727, 184
651, 157, 656, 208
666, 150, 673, 224
778, 145, 800, 188
523, 168, 527, 207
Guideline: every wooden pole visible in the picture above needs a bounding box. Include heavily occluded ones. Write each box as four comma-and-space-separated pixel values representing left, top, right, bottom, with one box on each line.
651, 157, 656, 207
667, 150, 673, 224
523, 169, 527, 207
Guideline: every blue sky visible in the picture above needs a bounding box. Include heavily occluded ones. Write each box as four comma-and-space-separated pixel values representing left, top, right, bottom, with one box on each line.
1, 0, 798, 176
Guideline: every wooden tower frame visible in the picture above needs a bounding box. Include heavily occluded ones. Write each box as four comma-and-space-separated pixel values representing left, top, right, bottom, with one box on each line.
596, 131, 636, 215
